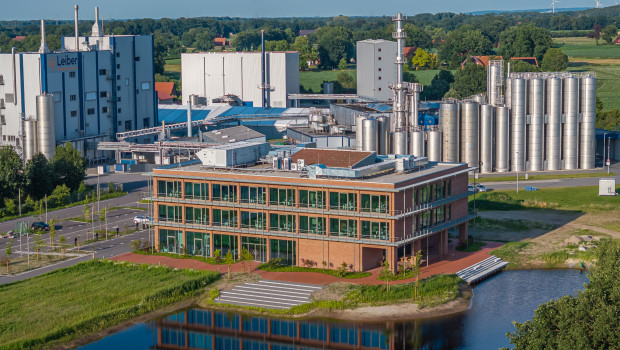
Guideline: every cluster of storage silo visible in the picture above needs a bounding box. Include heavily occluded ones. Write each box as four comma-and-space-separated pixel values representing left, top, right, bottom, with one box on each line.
429, 71, 597, 173
23, 94, 56, 161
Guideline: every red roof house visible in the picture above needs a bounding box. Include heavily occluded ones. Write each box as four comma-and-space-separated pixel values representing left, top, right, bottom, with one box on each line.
214, 37, 227, 46
510, 57, 539, 67
155, 82, 178, 104
614, 36, 620, 45
12, 36, 26, 41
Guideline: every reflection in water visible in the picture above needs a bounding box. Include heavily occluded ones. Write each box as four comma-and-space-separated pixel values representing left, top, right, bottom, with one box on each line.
79, 270, 588, 350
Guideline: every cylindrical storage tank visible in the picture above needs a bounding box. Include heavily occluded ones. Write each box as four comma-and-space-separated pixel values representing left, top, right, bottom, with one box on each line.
461, 101, 479, 168
528, 78, 544, 171
355, 115, 366, 151
511, 78, 526, 172
563, 76, 579, 170
393, 131, 408, 155
410, 128, 425, 157
480, 104, 494, 173
580, 75, 596, 169
362, 118, 378, 152
505, 76, 512, 108
440, 102, 459, 162
323, 82, 335, 95
489, 66, 497, 106
427, 129, 442, 162
495, 106, 510, 172
546, 77, 562, 170
24, 120, 38, 161
37, 94, 55, 160
376, 116, 389, 155
408, 92, 419, 128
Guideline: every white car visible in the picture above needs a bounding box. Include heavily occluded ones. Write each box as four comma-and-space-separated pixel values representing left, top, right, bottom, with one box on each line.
133, 215, 152, 224
476, 184, 487, 192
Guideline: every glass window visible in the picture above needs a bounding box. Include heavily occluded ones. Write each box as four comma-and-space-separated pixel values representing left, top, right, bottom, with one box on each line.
185, 207, 209, 225
241, 185, 266, 204
361, 194, 389, 213
158, 204, 182, 223
269, 213, 296, 232
186, 231, 210, 257
299, 216, 325, 235
212, 209, 237, 227
158, 229, 182, 254
269, 240, 296, 266
329, 192, 357, 211
212, 183, 237, 202
157, 180, 181, 198
185, 182, 209, 200
213, 234, 238, 259
241, 211, 266, 229
269, 188, 295, 206
299, 190, 325, 208
361, 221, 389, 240
241, 236, 267, 262
329, 218, 357, 237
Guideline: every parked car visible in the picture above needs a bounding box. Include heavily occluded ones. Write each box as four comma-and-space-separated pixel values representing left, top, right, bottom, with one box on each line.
476, 184, 487, 192
467, 184, 476, 192
133, 215, 152, 224
7, 230, 20, 239
31, 222, 50, 231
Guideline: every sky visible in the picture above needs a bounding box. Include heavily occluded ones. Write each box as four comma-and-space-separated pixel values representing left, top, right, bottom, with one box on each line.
0, 0, 599, 21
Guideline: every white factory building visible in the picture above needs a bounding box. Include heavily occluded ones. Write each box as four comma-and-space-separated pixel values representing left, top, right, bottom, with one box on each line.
0, 6, 155, 163
356, 39, 397, 101
181, 51, 299, 108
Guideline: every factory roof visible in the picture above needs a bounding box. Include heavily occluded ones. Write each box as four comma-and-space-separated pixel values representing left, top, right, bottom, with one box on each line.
291, 148, 374, 169
203, 126, 265, 144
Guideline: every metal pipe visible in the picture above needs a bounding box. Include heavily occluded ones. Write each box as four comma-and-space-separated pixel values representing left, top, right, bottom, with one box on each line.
74, 5, 79, 51
187, 99, 192, 137
38, 20, 49, 53
92, 6, 102, 37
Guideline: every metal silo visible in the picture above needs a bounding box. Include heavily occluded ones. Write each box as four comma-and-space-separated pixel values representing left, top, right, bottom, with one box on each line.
24, 120, 38, 161
377, 116, 389, 155
546, 77, 562, 170
362, 118, 378, 152
480, 104, 494, 173
511, 77, 526, 172
427, 128, 442, 162
37, 94, 55, 160
473, 94, 486, 105
393, 131, 408, 155
440, 102, 459, 162
410, 128, 425, 157
488, 60, 504, 107
356, 115, 366, 151
461, 101, 479, 168
528, 78, 544, 171
563, 76, 579, 170
495, 106, 510, 172
580, 75, 596, 169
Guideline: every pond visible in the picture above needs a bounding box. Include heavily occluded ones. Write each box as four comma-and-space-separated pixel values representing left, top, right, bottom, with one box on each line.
79, 269, 588, 350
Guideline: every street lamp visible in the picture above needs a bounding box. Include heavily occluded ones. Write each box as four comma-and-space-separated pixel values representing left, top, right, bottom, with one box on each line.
607, 135, 611, 174
516, 151, 519, 193
603, 133, 607, 170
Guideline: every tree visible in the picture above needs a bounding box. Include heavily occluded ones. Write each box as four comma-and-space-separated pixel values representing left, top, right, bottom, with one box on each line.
410, 48, 438, 70
48, 219, 56, 245
224, 251, 235, 279
108, 182, 115, 193
5, 239, 12, 273
338, 57, 348, 70
292, 36, 313, 69
403, 24, 432, 49
413, 250, 423, 301
445, 63, 487, 99
499, 24, 553, 63
587, 24, 603, 45
51, 184, 70, 207
421, 70, 454, 100
0, 146, 24, 202
83, 204, 91, 223
437, 29, 493, 69
52, 142, 85, 191
24, 153, 53, 200
596, 97, 604, 115
314, 26, 354, 69
33, 232, 44, 260
379, 260, 395, 292
99, 207, 107, 237
601, 25, 618, 45
231, 29, 261, 51
510, 59, 540, 73
59, 235, 66, 256
33, 200, 45, 222
541, 48, 568, 72
596, 110, 620, 130
240, 247, 254, 277
130, 240, 143, 251
505, 239, 620, 349
265, 40, 290, 51
3, 198, 16, 217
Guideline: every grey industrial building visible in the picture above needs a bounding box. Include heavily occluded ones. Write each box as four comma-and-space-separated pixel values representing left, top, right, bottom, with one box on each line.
356, 39, 397, 101
181, 51, 300, 108
0, 6, 155, 163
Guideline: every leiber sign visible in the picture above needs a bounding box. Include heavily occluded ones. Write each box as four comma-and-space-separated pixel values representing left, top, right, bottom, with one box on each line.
48, 54, 78, 72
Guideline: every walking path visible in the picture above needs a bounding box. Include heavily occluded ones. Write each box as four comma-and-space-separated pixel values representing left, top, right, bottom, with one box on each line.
111, 241, 504, 285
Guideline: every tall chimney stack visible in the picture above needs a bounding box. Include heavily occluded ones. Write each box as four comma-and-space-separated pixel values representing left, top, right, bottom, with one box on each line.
74, 5, 79, 51
38, 20, 50, 53
91, 6, 102, 37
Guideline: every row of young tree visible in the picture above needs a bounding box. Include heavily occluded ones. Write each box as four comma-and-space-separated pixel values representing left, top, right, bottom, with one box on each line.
0, 143, 86, 217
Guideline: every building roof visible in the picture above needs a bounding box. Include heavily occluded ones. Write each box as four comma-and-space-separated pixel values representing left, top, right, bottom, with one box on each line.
291, 148, 374, 169
214, 37, 227, 46
12, 36, 26, 41
461, 55, 492, 69
404, 46, 417, 57
614, 36, 620, 44
155, 82, 176, 101
511, 57, 539, 66
203, 126, 265, 144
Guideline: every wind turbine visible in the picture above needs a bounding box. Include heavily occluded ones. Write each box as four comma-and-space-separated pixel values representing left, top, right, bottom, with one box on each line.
551, 0, 559, 13
595, 0, 602, 8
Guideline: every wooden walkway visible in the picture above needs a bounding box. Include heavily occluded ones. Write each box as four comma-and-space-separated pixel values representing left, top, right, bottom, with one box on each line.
456, 255, 509, 284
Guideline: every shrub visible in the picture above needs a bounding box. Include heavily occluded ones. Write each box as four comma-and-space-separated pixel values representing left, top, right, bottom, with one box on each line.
130, 240, 143, 251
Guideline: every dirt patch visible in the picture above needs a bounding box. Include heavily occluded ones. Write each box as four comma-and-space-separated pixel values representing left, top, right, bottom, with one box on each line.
312, 282, 353, 301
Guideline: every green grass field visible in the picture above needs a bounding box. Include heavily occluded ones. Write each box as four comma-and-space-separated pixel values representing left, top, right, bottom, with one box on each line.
299, 69, 355, 93
471, 172, 617, 183
567, 63, 620, 111
554, 37, 620, 59
471, 185, 620, 212
0, 260, 218, 349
